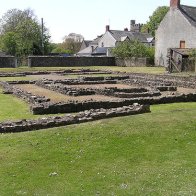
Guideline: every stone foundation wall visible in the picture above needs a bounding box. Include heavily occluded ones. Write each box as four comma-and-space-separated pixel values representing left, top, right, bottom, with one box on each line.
28, 56, 116, 67
27, 56, 155, 67
115, 57, 153, 67
1, 78, 195, 116
31, 93, 196, 115
118, 73, 196, 89
0, 56, 17, 68
0, 104, 150, 133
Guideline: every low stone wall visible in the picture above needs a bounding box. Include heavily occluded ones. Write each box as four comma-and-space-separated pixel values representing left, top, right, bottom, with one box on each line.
0, 104, 150, 133
115, 57, 153, 67
27, 56, 155, 67
0, 81, 50, 104
0, 56, 17, 68
28, 56, 116, 67
119, 72, 196, 89
1, 79, 196, 115
31, 93, 196, 115
113, 91, 161, 98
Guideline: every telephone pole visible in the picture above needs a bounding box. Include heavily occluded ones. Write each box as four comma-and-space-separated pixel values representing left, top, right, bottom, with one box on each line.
41, 18, 44, 55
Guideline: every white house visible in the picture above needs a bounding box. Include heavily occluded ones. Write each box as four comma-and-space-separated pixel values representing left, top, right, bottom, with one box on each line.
78, 20, 154, 56
155, 0, 196, 66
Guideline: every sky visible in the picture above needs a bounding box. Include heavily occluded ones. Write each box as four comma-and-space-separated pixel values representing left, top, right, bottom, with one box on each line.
0, 0, 195, 43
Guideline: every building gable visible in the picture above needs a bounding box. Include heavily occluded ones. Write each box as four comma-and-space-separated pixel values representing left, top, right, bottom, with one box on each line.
155, 0, 196, 66
98, 31, 117, 47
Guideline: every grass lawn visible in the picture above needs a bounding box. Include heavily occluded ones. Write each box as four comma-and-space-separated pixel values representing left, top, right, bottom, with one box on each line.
0, 88, 65, 121
0, 102, 195, 195
0, 66, 68, 72
0, 76, 32, 81
0, 66, 166, 74
1, 66, 196, 76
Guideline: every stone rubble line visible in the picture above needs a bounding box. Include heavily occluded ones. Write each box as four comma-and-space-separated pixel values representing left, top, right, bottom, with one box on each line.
0, 104, 150, 133
0, 69, 112, 77
30, 93, 196, 115
117, 72, 196, 89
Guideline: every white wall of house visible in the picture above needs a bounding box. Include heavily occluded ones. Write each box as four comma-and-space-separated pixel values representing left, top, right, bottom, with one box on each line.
155, 8, 196, 66
98, 31, 116, 47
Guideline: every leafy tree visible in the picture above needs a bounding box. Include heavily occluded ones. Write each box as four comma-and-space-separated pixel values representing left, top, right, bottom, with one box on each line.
0, 8, 51, 57
1, 32, 17, 55
52, 38, 82, 54
141, 6, 169, 36
61, 38, 82, 54
112, 40, 154, 62
51, 46, 73, 54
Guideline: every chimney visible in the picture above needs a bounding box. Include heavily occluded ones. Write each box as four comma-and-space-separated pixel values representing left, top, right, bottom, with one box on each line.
130, 20, 136, 31
91, 46, 94, 53
124, 28, 128, 31
130, 20, 135, 25
170, 0, 180, 8
106, 25, 110, 32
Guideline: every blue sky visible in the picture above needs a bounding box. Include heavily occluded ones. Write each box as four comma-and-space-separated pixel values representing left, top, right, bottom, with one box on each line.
0, 0, 195, 43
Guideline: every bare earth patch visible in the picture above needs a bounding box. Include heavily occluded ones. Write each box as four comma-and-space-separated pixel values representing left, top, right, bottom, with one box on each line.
177, 87, 196, 94
68, 83, 136, 89
14, 84, 120, 103
28, 74, 66, 80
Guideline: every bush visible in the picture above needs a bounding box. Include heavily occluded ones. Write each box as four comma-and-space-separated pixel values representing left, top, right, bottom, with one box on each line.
112, 40, 154, 63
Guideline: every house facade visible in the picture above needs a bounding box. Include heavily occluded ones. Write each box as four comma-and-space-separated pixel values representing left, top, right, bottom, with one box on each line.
98, 24, 153, 49
77, 20, 154, 56
155, 0, 196, 66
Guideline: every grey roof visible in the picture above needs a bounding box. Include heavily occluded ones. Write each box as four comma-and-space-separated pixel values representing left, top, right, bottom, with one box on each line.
180, 5, 196, 27
90, 35, 103, 45
84, 40, 92, 47
109, 30, 153, 43
92, 47, 111, 54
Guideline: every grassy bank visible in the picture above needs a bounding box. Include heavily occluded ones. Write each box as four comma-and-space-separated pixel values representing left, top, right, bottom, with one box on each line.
0, 102, 195, 195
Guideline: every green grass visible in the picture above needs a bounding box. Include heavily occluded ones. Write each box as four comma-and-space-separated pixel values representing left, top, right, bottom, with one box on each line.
0, 76, 32, 81
0, 66, 166, 74
0, 102, 195, 195
1, 66, 195, 76
0, 66, 69, 72
0, 88, 64, 121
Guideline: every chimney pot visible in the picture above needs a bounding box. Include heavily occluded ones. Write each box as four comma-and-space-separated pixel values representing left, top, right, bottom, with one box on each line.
170, 0, 180, 8
106, 25, 110, 32
131, 20, 135, 25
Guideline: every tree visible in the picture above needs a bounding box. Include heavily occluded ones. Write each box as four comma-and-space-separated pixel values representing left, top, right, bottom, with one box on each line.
0, 8, 51, 57
141, 6, 169, 36
51, 37, 82, 54
112, 40, 154, 62
1, 32, 17, 55
61, 38, 81, 54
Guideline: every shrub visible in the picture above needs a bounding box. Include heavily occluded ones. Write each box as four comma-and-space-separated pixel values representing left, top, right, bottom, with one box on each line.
112, 40, 154, 63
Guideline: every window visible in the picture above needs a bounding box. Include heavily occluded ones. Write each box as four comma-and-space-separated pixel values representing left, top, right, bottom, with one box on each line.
180, 40, 185, 48
101, 42, 104, 47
